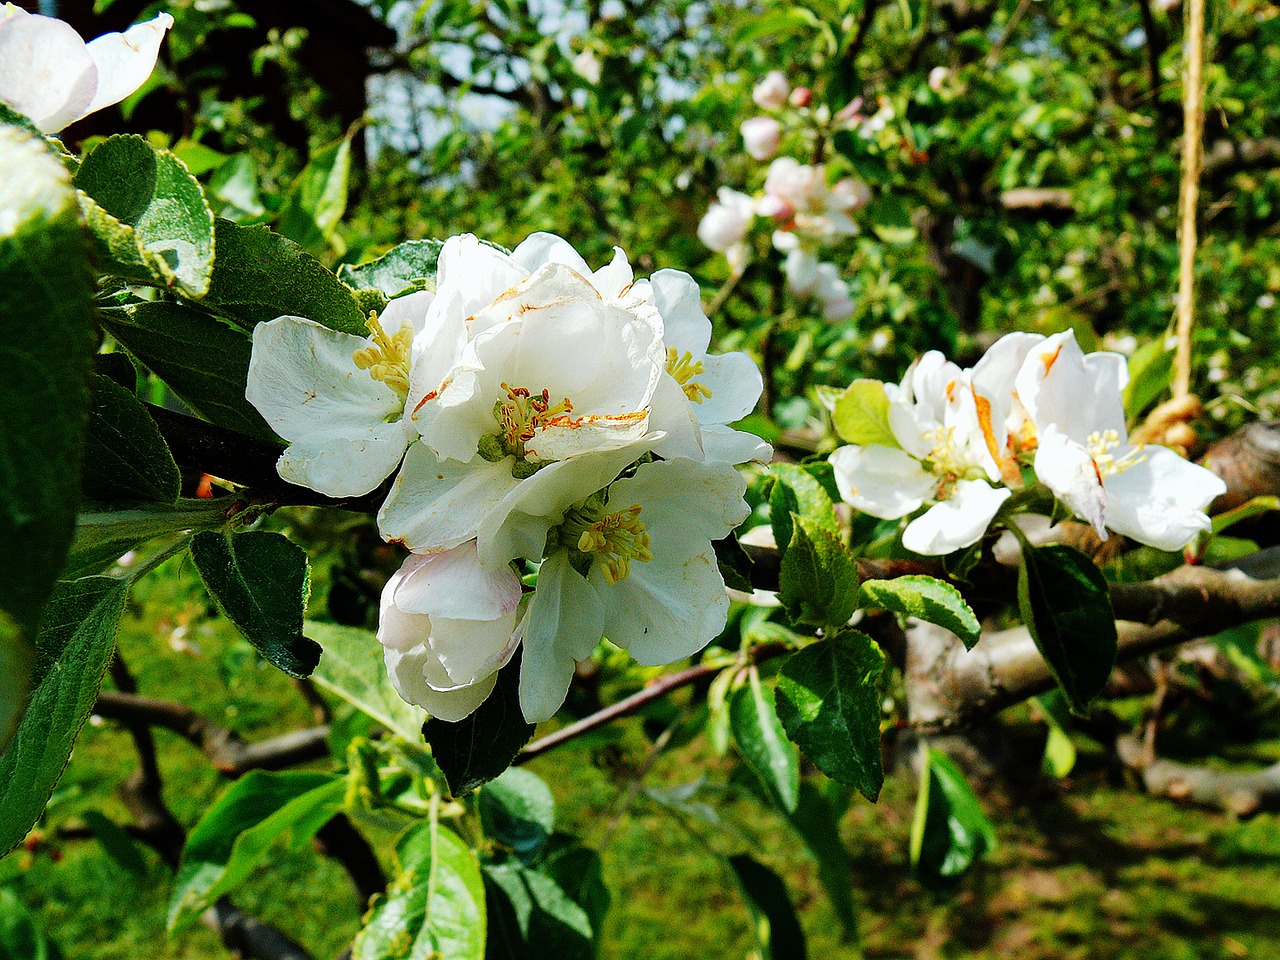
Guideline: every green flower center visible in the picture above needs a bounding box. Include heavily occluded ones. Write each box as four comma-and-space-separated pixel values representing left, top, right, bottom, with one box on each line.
561, 501, 653, 585
492, 383, 574, 460
352, 311, 413, 405
666, 348, 712, 404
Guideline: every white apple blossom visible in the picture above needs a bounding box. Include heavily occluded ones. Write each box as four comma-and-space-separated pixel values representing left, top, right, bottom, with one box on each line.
752, 70, 790, 110
698, 187, 755, 273
518, 458, 749, 721
764, 158, 857, 245
1015, 330, 1226, 550
378, 542, 524, 722
245, 291, 435, 497
741, 116, 782, 161
0, 8, 173, 134
830, 351, 1014, 555
571, 48, 602, 85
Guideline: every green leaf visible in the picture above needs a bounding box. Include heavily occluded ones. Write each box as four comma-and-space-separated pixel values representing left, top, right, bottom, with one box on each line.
910, 748, 997, 889
81, 375, 180, 504
1016, 543, 1117, 713
82, 809, 149, 877
830, 130, 889, 184
484, 862, 593, 960
207, 153, 265, 220
480, 768, 556, 865
775, 630, 884, 800
275, 132, 353, 256
778, 515, 861, 628
784, 783, 858, 942
0, 615, 34, 757
0, 577, 129, 856
100, 301, 275, 440
712, 533, 755, 593
726, 854, 807, 960
1122, 337, 1174, 420
0, 124, 96, 633
354, 819, 487, 960
1034, 691, 1077, 778
0, 886, 64, 960
831, 380, 898, 448
63, 499, 224, 581
202, 219, 366, 335
190, 531, 318, 678
858, 575, 980, 649
867, 194, 917, 245
306, 620, 427, 742
338, 238, 445, 298
769, 463, 839, 569
74, 135, 215, 297
424, 657, 535, 798
169, 771, 344, 929
729, 668, 800, 813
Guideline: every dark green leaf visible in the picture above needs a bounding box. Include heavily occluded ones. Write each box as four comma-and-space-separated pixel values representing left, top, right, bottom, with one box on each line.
100, 301, 275, 440
169, 771, 343, 929
541, 838, 610, 940
202, 219, 366, 334
910, 748, 997, 889
63, 499, 224, 581
867, 194, 916, 245
1122, 337, 1174, 420
1017, 543, 1117, 713
307, 620, 427, 742
778, 515, 861, 628
74, 135, 215, 297
207, 153, 265, 220
0, 616, 34, 757
831, 130, 889, 183
775, 630, 884, 800
353, 819, 487, 960
423, 656, 535, 797
0, 125, 96, 633
480, 768, 556, 865
858, 576, 980, 649
484, 862, 593, 960
338, 238, 445, 298
729, 668, 800, 813
81, 375, 180, 504
830, 380, 898, 448
713, 533, 755, 593
784, 783, 858, 942
0, 577, 128, 856
727, 854, 807, 960
190, 531, 318, 678
82, 809, 149, 876
769, 463, 839, 558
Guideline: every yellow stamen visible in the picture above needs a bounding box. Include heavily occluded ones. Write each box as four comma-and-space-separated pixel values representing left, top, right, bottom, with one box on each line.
352, 311, 413, 403
495, 383, 574, 459
574, 503, 653, 584
1086, 429, 1146, 477
666, 347, 712, 404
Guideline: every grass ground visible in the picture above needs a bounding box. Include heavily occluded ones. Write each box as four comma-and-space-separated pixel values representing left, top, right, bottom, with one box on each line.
4, 557, 1280, 959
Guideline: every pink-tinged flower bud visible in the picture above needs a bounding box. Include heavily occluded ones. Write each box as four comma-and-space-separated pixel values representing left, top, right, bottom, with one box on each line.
789, 86, 812, 108
740, 116, 782, 161
928, 66, 949, 93
756, 193, 795, 223
752, 70, 790, 109
831, 178, 871, 212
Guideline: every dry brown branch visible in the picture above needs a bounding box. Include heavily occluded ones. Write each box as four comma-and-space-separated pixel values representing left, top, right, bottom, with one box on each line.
1116, 734, 1280, 817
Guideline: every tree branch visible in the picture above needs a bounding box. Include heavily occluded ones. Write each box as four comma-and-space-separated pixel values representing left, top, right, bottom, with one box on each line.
1116, 733, 1280, 817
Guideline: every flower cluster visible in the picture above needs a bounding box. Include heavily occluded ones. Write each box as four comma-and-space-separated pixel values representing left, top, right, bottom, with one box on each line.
829, 330, 1226, 555
247, 234, 768, 722
697, 69, 869, 322
0, 7, 172, 134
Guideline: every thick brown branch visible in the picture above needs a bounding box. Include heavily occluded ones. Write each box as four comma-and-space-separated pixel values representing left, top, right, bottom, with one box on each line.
906, 566, 1280, 731
93, 691, 329, 776
1116, 734, 1280, 817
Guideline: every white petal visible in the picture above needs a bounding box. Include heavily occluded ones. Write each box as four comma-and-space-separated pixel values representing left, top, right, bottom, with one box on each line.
901, 480, 1011, 555
701, 424, 773, 465
649, 269, 711, 356
435, 234, 529, 317
830, 445, 936, 519
509, 232, 591, 276
696, 350, 763, 426
590, 247, 634, 300
276, 418, 411, 497
247, 316, 402, 437
392, 542, 521, 620
1033, 427, 1107, 538
83, 12, 173, 116
382, 642, 497, 722
379, 289, 434, 337
0, 13, 96, 133
520, 550, 604, 722
428, 613, 521, 687
645, 373, 705, 463
1101, 446, 1226, 550
378, 443, 520, 552
525, 410, 651, 461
